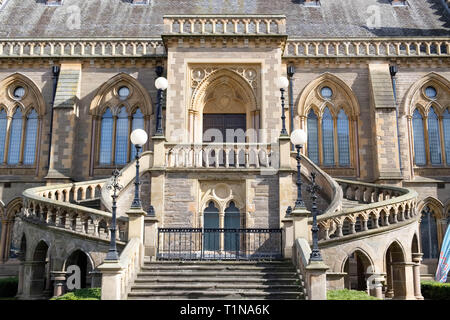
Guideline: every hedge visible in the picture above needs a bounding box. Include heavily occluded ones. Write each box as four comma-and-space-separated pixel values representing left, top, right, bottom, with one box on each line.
327, 289, 379, 300
51, 288, 101, 300
0, 277, 18, 298
421, 281, 450, 300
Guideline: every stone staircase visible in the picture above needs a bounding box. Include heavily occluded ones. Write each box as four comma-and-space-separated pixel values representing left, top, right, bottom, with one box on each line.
127, 260, 305, 300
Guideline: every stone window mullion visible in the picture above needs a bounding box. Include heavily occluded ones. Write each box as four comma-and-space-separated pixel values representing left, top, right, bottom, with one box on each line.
3, 116, 12, 164
333, 115, 339, 167
438, 116, 447, 166
423, 115, 430, 165
111, 116, 118, 164
127, 116, 132, 162
318, 115, 323, 166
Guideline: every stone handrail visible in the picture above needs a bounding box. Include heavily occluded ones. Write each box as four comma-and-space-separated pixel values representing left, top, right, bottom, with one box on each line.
0, 38, 165, 58
285, 38, 450, 58
165, 142, 276, 169
292, 238, 311, 299
315, 179, 418, 243
22, 179, 127, 243
296, 153, 343, 215
117, 237, 143, 300
163, 14, 286, 35
100, 151, 154, 212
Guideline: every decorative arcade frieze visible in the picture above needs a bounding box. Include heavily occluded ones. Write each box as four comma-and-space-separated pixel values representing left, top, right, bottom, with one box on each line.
284, 38, 450, 58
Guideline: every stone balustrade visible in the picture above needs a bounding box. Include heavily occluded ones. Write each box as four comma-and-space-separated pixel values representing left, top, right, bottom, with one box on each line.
165, 143, 276, 169
22, 179, 128, 243
163, 14, 286, 35
117, 238, 143, 299
0, 38, 165, 58
285, 38, 450, 58
316, 179, 418, 243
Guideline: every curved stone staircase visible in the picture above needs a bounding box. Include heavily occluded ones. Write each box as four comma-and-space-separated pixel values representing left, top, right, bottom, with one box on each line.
18, 141, 418, 300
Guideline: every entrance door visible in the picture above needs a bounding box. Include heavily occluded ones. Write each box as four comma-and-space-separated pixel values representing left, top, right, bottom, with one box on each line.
203, 202, 219, 252
224, 202, 240, 252
203, 114, 246, 166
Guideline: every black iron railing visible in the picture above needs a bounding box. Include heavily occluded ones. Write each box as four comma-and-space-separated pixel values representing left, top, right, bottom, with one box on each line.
157, 228, 283, 260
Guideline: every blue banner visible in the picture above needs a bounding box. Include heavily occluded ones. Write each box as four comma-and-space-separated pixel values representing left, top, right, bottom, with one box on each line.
436, 224, 450, 283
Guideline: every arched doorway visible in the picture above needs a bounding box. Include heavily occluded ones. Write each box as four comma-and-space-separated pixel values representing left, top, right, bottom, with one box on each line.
30, 240, 50, 297
385, 241, 407, 299
203, 202, 219, 252
64, 250, 94, 289
343, 250, 373, 291
224, 202, 240, 251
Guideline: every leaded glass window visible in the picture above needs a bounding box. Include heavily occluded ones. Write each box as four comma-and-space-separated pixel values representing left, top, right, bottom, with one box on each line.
99, 108, 113, 165
337, 109, 350, 166
443, 109, 450, 165
131, 108, 144, 160
427, 107, 442, 165
114, 107, 129, 165
412, 109, 426, 165
307, 109, 319, 164
420, 207, 439, 259
23, 109, 38, 165
0, 110, 7, 163
7, 108, 23, 164
322, 107, 334, 166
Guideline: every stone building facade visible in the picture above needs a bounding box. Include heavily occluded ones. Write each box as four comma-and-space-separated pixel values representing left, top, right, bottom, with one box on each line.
0, 0, 448, 299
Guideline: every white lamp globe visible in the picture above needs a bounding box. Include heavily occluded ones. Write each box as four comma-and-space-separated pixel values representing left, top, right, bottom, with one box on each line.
155, 77, 168, 90
130, 129, 148, 146
290, 129, 307, 146
276, 76, 289, 89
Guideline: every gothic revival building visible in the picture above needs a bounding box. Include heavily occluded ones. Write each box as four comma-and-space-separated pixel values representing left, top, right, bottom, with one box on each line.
0, 0, 449, 300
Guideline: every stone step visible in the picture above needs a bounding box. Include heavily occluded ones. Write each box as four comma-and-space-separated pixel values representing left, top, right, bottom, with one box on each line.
137, 271, 298, 277
134, 277, 299, 284
141, 265, 295, 271
144, 260, 293, 265
131, 283, 301, 292
127, 290, 303, 300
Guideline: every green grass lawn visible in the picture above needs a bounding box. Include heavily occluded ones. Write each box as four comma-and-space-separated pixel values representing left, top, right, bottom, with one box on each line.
327, 289, 380, 300
51, 288, 101, 300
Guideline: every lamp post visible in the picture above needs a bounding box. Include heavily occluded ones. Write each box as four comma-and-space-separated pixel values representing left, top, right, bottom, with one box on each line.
105, 168, 123, 261
130, 129, 148, 209
290, 129, 307, 210
306, 171, 323, 262
277, 76, 289, 136
154, 76, 168, 136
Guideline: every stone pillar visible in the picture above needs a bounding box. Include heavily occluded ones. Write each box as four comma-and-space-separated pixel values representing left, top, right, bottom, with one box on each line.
126, 208, 146, 241
305, 260, 329, 300
98, 261, 123, 300
281, 208, 310, 259
368, 63, 403, 185
0, 219, 7, 262
391, 262, 416, 300
151, 135, 166, 226
89, 270, 103, 288
16, 260, 25, 297
366, 272, 385, 299
219, 212, 225, 252
45, 62, 82, 184
144, 216, 159, 258
412, 253, 424, 300
51, 271, 67, 298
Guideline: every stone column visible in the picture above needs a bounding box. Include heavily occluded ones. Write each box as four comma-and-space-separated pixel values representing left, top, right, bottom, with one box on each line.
0, 219, 7, 261
412, 253, 424, 300
151, 135, 166, 226
281, 208, 310, 259
98, 261, 123, 300
391, 262, 416, 300
366, 272, 385, 299
144, 215, 159, 258
16, 260, 25, 297
219, 212, 225, 252
305, 260, 329, 300
51, 271, 67, 298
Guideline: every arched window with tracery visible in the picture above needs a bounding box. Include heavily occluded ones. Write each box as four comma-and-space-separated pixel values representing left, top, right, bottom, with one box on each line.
91, 74, 153, 171
300, 75, 359, 175
408, 76, 450, 168
420, 206, 439, 259
0, 74, 45, 169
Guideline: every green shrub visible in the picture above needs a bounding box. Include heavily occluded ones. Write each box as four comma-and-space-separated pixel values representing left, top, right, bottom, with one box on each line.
421, 281, 450, 300
51, 288, 101, 300
0, 277, 18, 298
327, 289, 379, 300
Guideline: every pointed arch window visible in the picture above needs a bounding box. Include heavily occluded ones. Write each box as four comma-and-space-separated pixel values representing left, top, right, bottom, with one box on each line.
131, 108, 144, 160
0, 110, 7, 162
23, 109, 38, 165
99, 108, 113, 165
420, 206, 439, 259
443, 109, 450, 165
307, 109, 319, 164
7, 108, 23, 165
412, 107, 450, 167
322, 107, 334, 166
427, 107, 441, 165
412, 109, 426, 166
337, 109, 350, 166
114, 107, 129, 165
